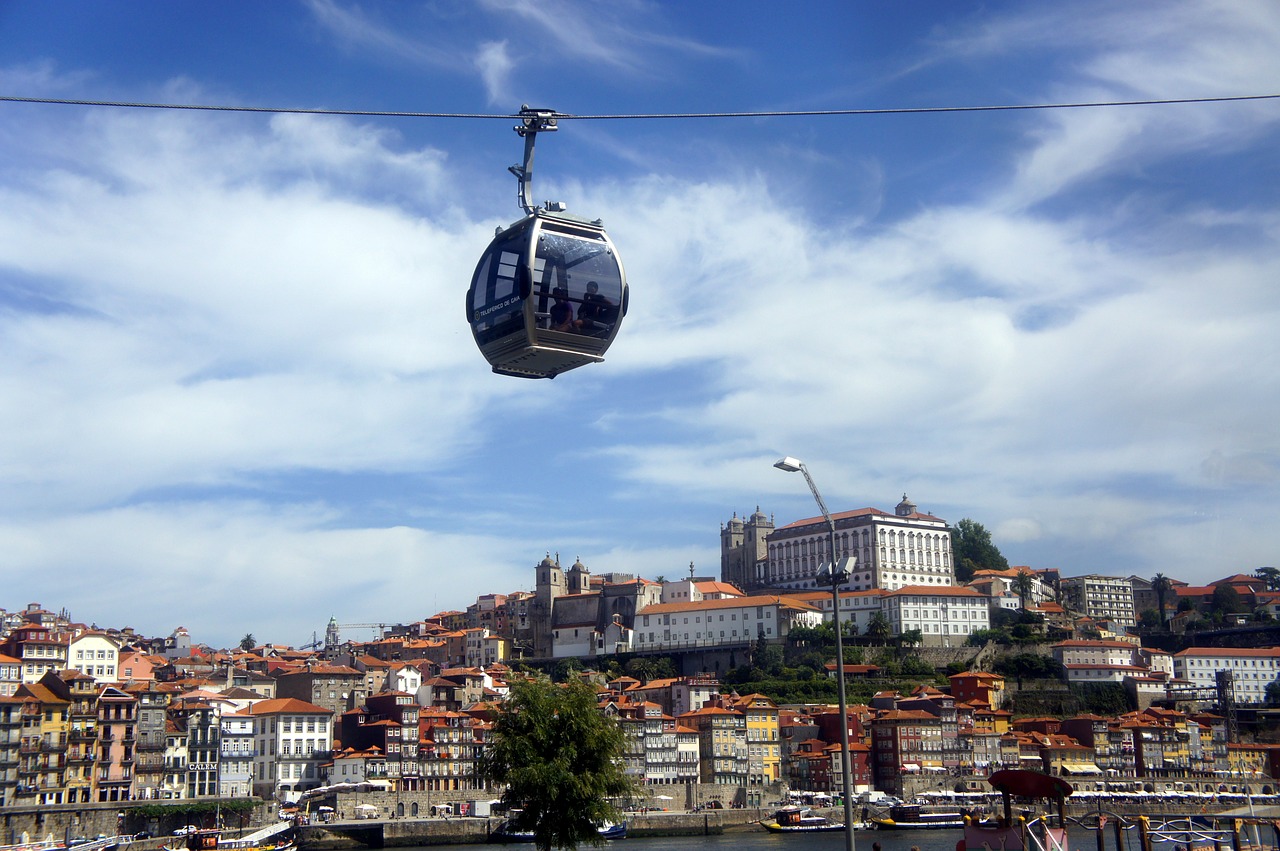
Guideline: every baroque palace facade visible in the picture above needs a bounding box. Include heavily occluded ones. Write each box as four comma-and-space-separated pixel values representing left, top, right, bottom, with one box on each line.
721, 494, 955, 593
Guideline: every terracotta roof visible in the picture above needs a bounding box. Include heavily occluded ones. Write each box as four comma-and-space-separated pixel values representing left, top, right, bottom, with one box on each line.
1174, 646, 1280, 657
886, 585, 983, 598
1052, 640, 1137, 649
638, 595, 820, 615
246, 697, 332, 715
694, 581, 745, 596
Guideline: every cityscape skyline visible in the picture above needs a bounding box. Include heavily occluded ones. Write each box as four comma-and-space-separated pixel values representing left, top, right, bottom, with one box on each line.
1, 2, 1277, 649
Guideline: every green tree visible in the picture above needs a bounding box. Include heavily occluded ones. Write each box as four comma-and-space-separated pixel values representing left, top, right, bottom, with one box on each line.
866, 612, 891, 644
1138, 608, 1162, 630
1012, 570, 1034, 609
951, 518, 1009, 583
899, 629, 924, 648
479, 678, 633, 851
239, 634, 256, 652
756, 643, 785, 676
1210, 584, 1243, 620
1256, 567, 1280, 591
1152, 573, 1172, 626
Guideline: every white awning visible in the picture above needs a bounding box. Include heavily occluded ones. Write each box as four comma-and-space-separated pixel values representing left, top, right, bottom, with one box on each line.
1062, 763, 1103, 775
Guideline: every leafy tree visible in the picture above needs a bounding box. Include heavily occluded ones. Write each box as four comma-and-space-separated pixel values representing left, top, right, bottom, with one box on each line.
900, 656, 934, 676
1210, 584, 1244, 620
899, 629, 924, 648
553, 657, 584, 682
1256, 566, 1280, 591
967, 628, 1008, 646
1267, 676, 1280, 706
866, 612, 891, 644
479, 678, 633, 851
756, 643, 785, 676
239, 634, 256, 652
1139, 608, 1162, 630
1009, 623, 1039, 643
951, 518, 1008, 583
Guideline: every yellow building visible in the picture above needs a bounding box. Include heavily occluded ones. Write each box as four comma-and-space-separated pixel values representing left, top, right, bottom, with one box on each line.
15, 682, 70, 806
727, 693, 781, 783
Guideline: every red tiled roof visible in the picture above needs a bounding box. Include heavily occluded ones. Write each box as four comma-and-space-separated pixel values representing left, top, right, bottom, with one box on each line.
247, 697, 331, 715
886, 585, 982, 598
1174, 646, 1280, 657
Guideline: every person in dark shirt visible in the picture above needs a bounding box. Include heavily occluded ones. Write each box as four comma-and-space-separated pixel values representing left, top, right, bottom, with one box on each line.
549, 286, 575, 331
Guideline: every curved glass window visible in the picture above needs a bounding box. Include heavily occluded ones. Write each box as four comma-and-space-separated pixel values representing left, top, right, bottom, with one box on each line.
470, 224, 531, 346
532, 231, 623, 337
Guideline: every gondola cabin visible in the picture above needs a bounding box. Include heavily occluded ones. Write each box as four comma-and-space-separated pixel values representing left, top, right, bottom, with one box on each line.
468, 208, 628, 379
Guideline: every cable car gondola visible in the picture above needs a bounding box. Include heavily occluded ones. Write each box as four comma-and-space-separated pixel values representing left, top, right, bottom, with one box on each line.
467, 107, 629, 379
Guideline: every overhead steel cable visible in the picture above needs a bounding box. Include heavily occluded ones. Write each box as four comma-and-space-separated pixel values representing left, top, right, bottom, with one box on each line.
1, 93, 1278, 120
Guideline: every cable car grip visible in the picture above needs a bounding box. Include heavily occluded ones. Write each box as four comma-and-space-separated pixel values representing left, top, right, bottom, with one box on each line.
509, 105, 561, 215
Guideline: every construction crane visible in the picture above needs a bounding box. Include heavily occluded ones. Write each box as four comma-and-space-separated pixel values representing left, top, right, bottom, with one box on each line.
321, 619, 390, 649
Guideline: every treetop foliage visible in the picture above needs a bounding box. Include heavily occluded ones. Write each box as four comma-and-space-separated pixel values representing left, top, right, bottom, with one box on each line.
951, 518, 1009, 583
479, 677, 634, 851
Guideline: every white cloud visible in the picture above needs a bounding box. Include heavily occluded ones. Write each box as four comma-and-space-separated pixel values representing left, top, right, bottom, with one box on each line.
2, 1, 1278, 648
474, 41, 514, 105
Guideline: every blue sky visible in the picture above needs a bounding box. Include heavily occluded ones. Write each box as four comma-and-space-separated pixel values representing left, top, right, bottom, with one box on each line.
1, 1, 1278, 649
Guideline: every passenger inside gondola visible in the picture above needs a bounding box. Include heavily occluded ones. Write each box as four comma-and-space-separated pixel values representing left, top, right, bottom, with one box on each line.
549, 287, 575, 331
576, 280, 615, 335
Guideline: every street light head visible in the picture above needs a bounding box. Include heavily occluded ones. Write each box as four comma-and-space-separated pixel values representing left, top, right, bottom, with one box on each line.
773, 456, 803, 473
816, 557, 855, 586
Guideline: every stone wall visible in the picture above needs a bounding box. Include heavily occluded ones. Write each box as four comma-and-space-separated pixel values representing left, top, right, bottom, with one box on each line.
0, 801, 273, 846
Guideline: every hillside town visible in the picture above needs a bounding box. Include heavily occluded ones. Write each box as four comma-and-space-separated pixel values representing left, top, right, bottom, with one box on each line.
4, 494, 1280, 814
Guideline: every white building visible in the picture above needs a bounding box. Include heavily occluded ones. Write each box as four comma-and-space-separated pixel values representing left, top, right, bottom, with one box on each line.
1060, 575, 1137, 628
219, 711, 255, 798
1172, 647, 1280, 705
1052, 640, 1159, 685
632, 596, 821, 653
661, 577, 744, 605
384, 663, 423, 695
68, 631, 121, 684
763, 495, 954, 593
881, 585, 990, 646
0, 653, 20, 697
248, 697, 334, 801
788, 589, 887, 635
1052, 640, 1141, 668
328, 747, 390, 789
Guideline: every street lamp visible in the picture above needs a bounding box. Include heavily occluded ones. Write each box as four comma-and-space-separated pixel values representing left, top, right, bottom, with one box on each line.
774, 456, 857, 851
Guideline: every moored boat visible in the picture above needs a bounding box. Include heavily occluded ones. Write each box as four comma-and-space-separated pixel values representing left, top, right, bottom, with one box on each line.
493, 820, 627, 842
163, 830, 294, 851
871, 804, 964, 830
760, 806, 845, 833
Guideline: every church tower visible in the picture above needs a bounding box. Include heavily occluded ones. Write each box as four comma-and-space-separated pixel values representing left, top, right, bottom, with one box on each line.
532, 553, 566, 657
720, 508, 773, 592
567, 557, 591, 594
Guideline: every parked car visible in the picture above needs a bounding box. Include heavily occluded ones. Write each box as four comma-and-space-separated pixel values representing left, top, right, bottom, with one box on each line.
173, 825, 201, 835
134, 832, 153, 840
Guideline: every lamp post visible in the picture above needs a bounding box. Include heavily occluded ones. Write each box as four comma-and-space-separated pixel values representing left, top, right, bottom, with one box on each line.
774, 456, 857, 851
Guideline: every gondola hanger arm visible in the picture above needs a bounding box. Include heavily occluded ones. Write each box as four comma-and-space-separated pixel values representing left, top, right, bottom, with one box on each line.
508, 105, 563, 216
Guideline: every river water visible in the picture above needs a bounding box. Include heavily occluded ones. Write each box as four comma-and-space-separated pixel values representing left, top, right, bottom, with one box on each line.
410, 828, 964, 851
382, 820, 1247, 851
